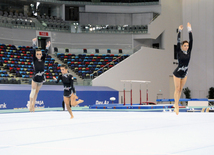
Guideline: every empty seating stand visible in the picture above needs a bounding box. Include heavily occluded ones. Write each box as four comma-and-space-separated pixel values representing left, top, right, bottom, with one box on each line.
0, 43, 62, 83
37, 15, 70, 31
57, 53, 129, 79
0, 78, 21, 84
0, 44, 129, 82
0, 10, 35, 28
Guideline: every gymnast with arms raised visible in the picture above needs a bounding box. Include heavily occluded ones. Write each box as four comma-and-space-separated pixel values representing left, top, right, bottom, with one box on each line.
173, 22, 193, 115
53, 65, 84, 119
29, 38, 51, 112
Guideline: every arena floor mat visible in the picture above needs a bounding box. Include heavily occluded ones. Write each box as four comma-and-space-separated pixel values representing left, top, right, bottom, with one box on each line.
89, 104, 208, 112
1, 105, 211, 114
1, 111, 214, 154
89, 104, 173, 109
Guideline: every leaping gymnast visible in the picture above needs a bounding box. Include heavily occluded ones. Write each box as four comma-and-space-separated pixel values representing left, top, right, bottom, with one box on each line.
53, 65, 84, 119
29, 38, 51, 112
173, 22, 193, 115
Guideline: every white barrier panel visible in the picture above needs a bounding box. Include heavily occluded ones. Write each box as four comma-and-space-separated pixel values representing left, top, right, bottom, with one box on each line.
188, 101, 208, 107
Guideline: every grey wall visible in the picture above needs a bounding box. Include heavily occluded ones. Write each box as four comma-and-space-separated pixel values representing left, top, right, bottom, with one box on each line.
51, 32, 132, 49
182, 0, 214, 98
84, 4, 161, 14
0, 27, 34, 46
133, 33, 163, 51
79, 4, 160, 26
79, 12, 153, 25
0, 27, 132, 51
132, 13, 154, 25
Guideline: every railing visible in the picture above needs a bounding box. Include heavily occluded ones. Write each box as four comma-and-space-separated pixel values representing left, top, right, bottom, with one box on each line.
0, 16, 71, 33
0, 15, 151, 34
133, 44, 145, 53
31, 0, 159, 6
149, 13, 160, 24
90, 56, 124, 79
0, 17, 149, 34
73, 24, 148, 34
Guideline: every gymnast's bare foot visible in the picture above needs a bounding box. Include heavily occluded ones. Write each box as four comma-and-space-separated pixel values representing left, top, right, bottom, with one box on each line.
32, 104, 35, 112
70, 115, 74, 119
28, 104, 31, 112
30, 104, 34, 112
77, 99, 84, 104
175, 108, 179, 115
174, 105, 179, 115
72, 99, 84, 106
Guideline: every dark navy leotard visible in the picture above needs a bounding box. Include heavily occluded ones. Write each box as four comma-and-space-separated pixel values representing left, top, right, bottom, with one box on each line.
173, 31, 193, 78
32, 44, 48, 83
55, 73, 76, 97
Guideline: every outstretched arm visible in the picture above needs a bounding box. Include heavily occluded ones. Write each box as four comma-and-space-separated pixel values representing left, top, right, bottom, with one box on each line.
53, 75, 61, 83
177, 25, 183, 51
187, 22, 193, 52
32, 38, 37, 61
42, 41, 51, 61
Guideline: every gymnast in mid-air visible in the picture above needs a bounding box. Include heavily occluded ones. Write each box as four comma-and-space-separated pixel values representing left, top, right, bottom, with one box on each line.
173, 22, 193, 115
53, 65, 84, 119
29, 38, 51, 112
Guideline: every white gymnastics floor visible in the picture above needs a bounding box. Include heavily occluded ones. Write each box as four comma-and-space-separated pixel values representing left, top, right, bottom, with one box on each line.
0, 111, 214, 155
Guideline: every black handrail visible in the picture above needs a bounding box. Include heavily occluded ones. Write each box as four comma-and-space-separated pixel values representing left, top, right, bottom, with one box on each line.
90, 55, 124, 79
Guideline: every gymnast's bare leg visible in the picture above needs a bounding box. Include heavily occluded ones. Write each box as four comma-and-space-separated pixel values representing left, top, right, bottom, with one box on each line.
64, 96, 74, 119
29, 80, 43, 112
70, 94, 84, 106
32, 83, 43, 112
173, 75, 187, 115
29, 80, 37, 112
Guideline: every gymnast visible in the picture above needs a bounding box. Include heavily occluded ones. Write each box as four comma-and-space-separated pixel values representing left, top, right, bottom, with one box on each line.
29, 38, 51, 112
53, 65, 84, 119
173, 22, 193, 115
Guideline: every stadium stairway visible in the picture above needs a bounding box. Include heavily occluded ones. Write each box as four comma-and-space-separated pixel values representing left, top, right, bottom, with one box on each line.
133, 14, 164, 40
50, 53, 84, 84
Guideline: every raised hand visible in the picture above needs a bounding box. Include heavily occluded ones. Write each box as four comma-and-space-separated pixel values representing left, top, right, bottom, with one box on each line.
46, 41, 51, 48
32, 38, 37, 43
187, 22, 191, 28
179, 25, 183, 31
